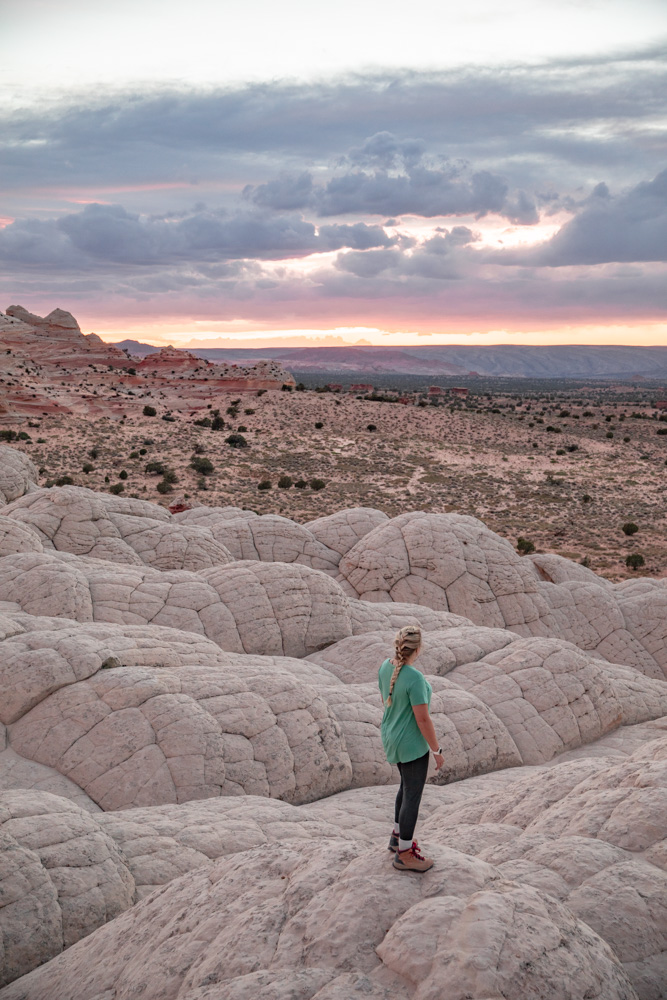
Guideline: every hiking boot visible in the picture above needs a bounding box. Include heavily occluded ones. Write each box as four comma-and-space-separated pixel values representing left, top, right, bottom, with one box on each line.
388, 833, 419, 852
392, 844, 433, 872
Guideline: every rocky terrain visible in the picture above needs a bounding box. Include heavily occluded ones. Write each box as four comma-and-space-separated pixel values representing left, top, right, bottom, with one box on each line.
0, 306, 294, 419
3, 379, 666, 581
0, 445, 665, 1000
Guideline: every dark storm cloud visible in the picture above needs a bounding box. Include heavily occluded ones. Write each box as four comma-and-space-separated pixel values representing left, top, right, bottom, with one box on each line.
488, 170, 667, 266
0, 203, 396, 269
1, 52, 665, 199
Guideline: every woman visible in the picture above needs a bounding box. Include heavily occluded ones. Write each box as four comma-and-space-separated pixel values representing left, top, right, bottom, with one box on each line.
378, 624, 443, 872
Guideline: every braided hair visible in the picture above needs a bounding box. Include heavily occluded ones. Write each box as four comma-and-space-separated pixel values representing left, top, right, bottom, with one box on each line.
385, 625, 422, 707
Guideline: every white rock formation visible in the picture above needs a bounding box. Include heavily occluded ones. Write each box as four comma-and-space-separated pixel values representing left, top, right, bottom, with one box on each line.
0, 446, 38, 506
0, 466, 664, 997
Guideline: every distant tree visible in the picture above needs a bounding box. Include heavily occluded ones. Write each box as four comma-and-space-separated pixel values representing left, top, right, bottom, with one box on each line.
145, 460, 167, 475
315, 422, 324, 429
294, 479, 307, 488
626, 553, 645, 570
622, 522, 639, 536
225, 433, 248, 448
142, 405, 157, 416
258, 479, 271, 490
156, 479, 173, 494
516, 536, 535, 555
309, 478, 326, 491
278, 475, 293, 488
119, 470, 128, 480
190, 456, 214, 475
109, 482, 124, 495
367, 424, 377, 431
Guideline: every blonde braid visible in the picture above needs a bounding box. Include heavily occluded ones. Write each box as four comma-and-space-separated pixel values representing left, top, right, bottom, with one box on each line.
386, 625, 422, 706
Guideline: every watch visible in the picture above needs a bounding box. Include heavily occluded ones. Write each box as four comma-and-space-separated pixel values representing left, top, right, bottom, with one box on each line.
432, 747, 443, 755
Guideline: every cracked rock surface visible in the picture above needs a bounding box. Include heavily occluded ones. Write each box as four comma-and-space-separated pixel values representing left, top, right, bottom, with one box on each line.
0, 474, 664, 997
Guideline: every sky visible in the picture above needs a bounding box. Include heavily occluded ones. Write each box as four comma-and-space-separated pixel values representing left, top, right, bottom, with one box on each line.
1, 0, 666, 347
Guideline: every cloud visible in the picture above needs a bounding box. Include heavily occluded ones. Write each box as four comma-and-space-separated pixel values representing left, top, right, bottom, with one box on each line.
0, 203, 396, 269
489, 169, 667, 265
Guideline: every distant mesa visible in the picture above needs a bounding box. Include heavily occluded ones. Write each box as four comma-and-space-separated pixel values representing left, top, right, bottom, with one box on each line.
0, 304, 295, 420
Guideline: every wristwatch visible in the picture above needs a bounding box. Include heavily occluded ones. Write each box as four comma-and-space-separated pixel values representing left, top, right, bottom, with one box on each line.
432, 747, 443, 755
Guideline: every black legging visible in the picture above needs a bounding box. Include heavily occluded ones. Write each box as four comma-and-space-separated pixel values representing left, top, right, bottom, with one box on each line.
394, 750, 430, 841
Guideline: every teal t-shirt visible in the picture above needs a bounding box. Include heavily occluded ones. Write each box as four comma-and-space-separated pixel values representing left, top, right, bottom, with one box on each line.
378, 659, 432, 764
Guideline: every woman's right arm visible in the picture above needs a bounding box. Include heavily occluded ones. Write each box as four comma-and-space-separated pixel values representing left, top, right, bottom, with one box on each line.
412, 704, 444, 769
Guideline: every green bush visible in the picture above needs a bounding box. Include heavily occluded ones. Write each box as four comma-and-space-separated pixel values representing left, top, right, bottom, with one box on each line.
225, 433, 248, 448
17, 431, 31, 441
367, 424, 377, 431
258, 480, 271, 490
119, 470, 128, 480
143, 405, 157, 417
0, 430, 16, 441
211, 416, 225, 431
516, 536, 535, 555
244, 408, 255, 415
622, 522, 639, 536
626, 553, 645, 570
309, 478, 326, 491
54, 475, 73, 486
281, 383, 293, 391
226, 406, 239, 418
129, 451, 139, 459
82, 463, 94, 474
190, 456, 214, 475
161, 414, 176, 422
163, 469, 178, 484
278, 475, 293, 488
315, 422, 324, 429
556, 448, 566, 455
156, 479, 173, 494
145, 460, 167, 475
237, 425, 247, 433
294, 479, 307, 488
194, 417, 212, 427
582, 494, 592, 503
606, 431, 614, 439
109, 482, 124, 495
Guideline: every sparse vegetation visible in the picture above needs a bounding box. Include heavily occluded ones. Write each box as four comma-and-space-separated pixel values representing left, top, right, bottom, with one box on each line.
517, 536, 536, 555
190, 456, 214, 475
625, 553, 645, 570
142, 405, 157, 416
622, 522, 639, 536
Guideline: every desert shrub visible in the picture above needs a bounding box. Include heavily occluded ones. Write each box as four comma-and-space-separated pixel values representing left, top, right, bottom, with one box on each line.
237, 425, 247, 432
194, 417, 212, 427
226, 433, 248, 448
256, 389, 266, 396
516, 536, 535, 555
606, 431, 614, 439
139, 448, 147, 456
55, 475, 74, 486
143, 405, 157, 416
0, 430, 16, 441
310, 478, 326, 490
605, 415, 613, 422
244, 408, 255, 415
129, 451, 139, 459
156, 479, 173, 494
367, 424, 377, 431
278, 475, 293, 488
580, 556, 592, 568
657, 428, 667, 435
546, 425, 561, 433
127, 368, 136, 375
315, 421, 324, 429
37, 438, 46, 443
104, 475, 110, 483
556, 448, 566, 455
623, 436, 631, 442
119, 470, 128, 480
281, 384, 293, 391
226, 405, 239, 417
582, 494, 592, 503
622, 522, 639, 536
145, 460, 167, 475
566, 444, 578, 452
211, 415, 225, 431
559, 410, 570, 417
192, 443, 205, 455
17, 431, 31, 441
109, 483, 124, 495
296, 383, 306, 391
190, 456, 214, 475
163, 469, 178, 484
82, 462, 95, 474
258, 480, 271, 490
626, 553, 645, 570
582, 410, 594, 417
161, 414, 176, 422
294, 479, 307, 488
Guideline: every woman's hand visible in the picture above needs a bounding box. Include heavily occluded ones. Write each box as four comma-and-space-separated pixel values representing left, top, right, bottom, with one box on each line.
433, 752, 444, 770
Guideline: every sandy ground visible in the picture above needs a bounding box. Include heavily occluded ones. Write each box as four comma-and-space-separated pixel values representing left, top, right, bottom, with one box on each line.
6, 388, 667, 581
